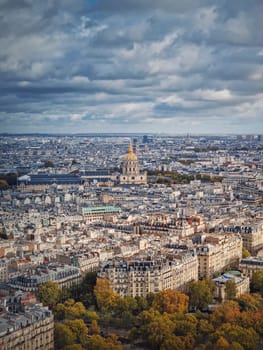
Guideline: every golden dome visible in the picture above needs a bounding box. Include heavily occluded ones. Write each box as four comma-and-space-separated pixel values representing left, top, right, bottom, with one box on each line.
124, 143, 137, 161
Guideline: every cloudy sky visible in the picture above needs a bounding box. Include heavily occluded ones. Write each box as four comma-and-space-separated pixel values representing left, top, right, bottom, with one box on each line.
0, 0, 263, 134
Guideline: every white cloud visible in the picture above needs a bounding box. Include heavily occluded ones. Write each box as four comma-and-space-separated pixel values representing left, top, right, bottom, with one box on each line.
192, 89, 233, 101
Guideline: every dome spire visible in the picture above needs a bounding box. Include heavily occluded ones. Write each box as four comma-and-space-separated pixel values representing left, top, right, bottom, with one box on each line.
124, 142, 137, 161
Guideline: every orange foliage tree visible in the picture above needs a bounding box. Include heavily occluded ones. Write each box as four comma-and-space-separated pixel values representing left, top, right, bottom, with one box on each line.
152, 289, 189, 314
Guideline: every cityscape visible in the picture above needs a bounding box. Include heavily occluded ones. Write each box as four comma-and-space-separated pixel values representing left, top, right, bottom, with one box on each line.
0, 133, 263, 349
1, 0, 263, 349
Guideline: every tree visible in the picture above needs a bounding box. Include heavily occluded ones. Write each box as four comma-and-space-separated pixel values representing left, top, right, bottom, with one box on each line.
0, 179, 8, 190
89, 320, 100, 335
171, 313, 198, 337
236, 293, 263, 311
63, 345, 83, 350
197, 319, 214, 344
146, 313, 175, 349
94, 278, 120, 311
160, 334, 185, 350
242, 247, 251, 258
210, 301, 241, 327
152, 289, 189, 314
44, 160, 54, 168
78, 271, 97, 307
54, 322, 76, 350
64, 319, 88, 346
251, 271, 263, 296
215, 323, 259, 350
38, 281, 61, 308
225, 280, 237, 300
54, 299, 98, 321
44, 160, 54, 167
87, 334, 122, 350
214, 336, 230, 350
188, 280, 213, 310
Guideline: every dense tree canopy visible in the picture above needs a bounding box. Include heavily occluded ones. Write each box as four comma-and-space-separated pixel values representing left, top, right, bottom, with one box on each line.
152, 289, 189, 314
53, 276, 263, 350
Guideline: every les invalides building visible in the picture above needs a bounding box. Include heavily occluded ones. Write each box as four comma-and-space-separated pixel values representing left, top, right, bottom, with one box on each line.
118, 144, 147, 185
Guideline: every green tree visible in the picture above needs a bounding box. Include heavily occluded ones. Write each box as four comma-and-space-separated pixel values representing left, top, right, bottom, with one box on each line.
251, 271, 263, 296
44, 160, 54, 168
54, 299, 98, 321
225, 280, 237, 300
146, 313, 175, 349
188, 280, 213, 310
78, 271, 97, 303
54, 322, 76, 350
38, 281, 61, 308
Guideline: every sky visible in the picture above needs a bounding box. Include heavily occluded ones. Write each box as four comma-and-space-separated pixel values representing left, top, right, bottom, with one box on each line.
0, 0, 263, 135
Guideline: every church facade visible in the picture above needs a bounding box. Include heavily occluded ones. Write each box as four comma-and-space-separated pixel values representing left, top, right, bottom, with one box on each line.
118, 144, 147, 185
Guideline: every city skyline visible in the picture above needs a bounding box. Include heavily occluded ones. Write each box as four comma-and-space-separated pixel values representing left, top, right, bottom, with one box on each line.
1, 0, 263, 134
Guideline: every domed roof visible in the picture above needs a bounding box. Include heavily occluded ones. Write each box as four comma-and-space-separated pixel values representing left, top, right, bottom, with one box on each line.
124, 144, 137, 161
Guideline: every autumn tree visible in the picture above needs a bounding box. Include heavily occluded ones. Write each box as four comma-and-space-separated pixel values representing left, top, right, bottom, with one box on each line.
152, 289, 189, 314
225, 280, 237, 300
38, 281, 61, 308
210, 301, 241, 327
214, 323, 259, 350
242, 247, 251, 258
89, 320, 100, 335
214, 336, 230, 350
170, 313, 198, 337
86, 334, 122, 350
63, 345, 83, 350
160, 334, 185, 350
64, 319, 88, 347
94, 278, 120, 311
236, 293, 263, 311
196, 319, 214, 344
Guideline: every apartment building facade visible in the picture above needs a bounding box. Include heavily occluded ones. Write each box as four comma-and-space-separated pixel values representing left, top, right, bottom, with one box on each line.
197, 233, 242, 278
99, 251, 198, 297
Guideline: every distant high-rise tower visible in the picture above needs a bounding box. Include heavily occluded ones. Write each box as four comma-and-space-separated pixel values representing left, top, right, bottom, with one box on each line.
118, 144, 147, 185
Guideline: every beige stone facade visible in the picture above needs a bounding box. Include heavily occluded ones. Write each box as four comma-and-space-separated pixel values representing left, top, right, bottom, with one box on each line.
99, 252, 198, 297
0, 305, 54, 350
197, 233, 242, 279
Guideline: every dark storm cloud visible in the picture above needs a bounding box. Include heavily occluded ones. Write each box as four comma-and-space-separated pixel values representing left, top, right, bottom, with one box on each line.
0, 0, 262, 134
